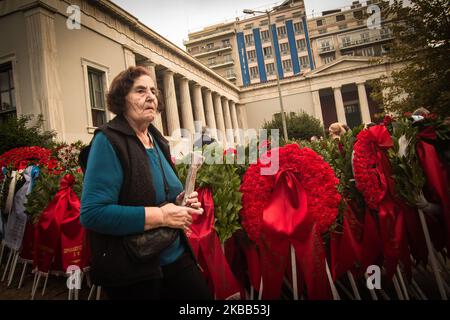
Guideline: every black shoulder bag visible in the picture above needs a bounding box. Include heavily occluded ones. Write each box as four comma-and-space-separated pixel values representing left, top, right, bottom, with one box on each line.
79, 133, 179, 264
122, 135, 179, 263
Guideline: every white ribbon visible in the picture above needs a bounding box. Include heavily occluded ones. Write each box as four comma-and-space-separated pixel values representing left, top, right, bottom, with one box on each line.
4, 166, 39, 251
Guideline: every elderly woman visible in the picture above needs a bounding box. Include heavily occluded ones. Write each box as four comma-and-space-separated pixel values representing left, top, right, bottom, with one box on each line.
80, 66, 212, 300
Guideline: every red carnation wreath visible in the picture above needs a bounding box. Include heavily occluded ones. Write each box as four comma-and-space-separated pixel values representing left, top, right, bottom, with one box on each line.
352, 128, 386, 209
0, 146, 54, 170
240, 143, 341, 243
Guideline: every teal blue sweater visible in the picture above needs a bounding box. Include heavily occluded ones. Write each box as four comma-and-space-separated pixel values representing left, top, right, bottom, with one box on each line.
80, 132, 184, 265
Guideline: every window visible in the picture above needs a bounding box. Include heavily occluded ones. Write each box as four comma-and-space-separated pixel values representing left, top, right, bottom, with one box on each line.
299, 56, 309, 68
296, 39, 306, 51
342, 36, 351, 47
322, 54, 335, 64
244, 23, 254, 30
316, 19, 324, 27
360, 47, 375, 56
222, 39, 230, 46
261, 30, 270, 42
282, 59, 292, 71
250, 66, 259, 79
361, 32, 370, 42
87, 68, 106, 128
188, 46, 199, 54
280, 42, 289, 54
245, 34, 254, 45
223, 54, 232, 62
263, 46, 272, 57
353, 10, 363, 20
206, 43, 214, 49
266, 63, 275, 75
247, 50, 256, 62
225, 68, 235, 78
336, 14, 345, 22
294, 22, 303, 33
277, 26, 287, 38
381, 27, 392, 39
0, 63, 16, 122
208, 57, 216, 65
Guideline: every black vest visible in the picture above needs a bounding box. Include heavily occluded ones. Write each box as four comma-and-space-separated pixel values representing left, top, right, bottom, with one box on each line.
86, 115, 191, 286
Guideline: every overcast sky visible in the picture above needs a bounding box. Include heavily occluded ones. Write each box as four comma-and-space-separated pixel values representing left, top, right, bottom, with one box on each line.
111, 0, 353, 49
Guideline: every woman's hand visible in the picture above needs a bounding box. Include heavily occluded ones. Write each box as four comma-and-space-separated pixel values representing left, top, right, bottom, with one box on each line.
175, 191, 202, 210
160, 203, 202, 230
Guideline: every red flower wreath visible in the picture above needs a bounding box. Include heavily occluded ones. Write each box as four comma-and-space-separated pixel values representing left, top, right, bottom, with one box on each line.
240, 144, 341, 243
352, 128, 387, 209
0, 146, 53, 170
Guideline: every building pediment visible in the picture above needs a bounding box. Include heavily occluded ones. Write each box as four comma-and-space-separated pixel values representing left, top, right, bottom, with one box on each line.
307, 56, 374, 77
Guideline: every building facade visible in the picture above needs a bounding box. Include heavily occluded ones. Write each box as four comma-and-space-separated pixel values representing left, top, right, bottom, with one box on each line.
0, 0, 401, 153
308, 0, 393, 68
0, 0, 246, 153
185, 0, 315, 87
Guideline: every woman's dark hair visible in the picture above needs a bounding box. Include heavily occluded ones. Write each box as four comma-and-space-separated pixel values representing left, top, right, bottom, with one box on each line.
106, 66, 164, 115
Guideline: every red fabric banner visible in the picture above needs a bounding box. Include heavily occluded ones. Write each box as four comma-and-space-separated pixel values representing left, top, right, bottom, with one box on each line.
416, 126, 450, 255
188, 187, 241, 299
34, 174, 86, 273
260, 170, 331, 299
369, 126, 411, 278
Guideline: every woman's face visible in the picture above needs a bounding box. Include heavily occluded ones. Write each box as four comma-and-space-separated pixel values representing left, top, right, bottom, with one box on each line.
124, 75, 158, 124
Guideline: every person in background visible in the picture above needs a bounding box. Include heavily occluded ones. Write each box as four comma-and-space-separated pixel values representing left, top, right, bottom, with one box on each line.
328, 122, 346, 140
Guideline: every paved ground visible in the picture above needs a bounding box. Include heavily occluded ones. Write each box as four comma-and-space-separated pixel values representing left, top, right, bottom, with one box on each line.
0, 263, 96, 300
1, 250, 449, 300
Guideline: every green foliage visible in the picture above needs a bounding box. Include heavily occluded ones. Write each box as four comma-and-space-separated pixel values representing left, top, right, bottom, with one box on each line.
25, 170, 83, 224
388, 115, 450, 206
177, 146, 242, 243
300, 125, 366, 220
0, 114, 56, 155
370, 0, 450, 117
262, 112, 325, 142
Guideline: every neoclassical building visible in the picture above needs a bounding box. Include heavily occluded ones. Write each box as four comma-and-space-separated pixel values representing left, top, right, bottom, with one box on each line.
0, 0, 400, 154
0, 0, 246, 151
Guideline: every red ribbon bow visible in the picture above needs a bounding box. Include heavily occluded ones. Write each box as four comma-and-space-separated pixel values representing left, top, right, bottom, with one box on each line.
260, 170, 331, 299
34, 174, 87, 273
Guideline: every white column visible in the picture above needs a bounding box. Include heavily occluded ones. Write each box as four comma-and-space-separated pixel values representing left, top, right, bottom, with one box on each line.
333, 86, 346, 124
222, 97, 234, 144
163, 70, 180, 138
123, 47, 136, 68
141, 61, 163, 132
356, 81, 372, 125
229, 101, 241, 144
236, 104, 248, 130
25, 7, 66, 141
179, 77, 195, 136
203, 89, 217, 139
192, 84, 206, 130
213, 93, 227, 144
311, 90, 324, 125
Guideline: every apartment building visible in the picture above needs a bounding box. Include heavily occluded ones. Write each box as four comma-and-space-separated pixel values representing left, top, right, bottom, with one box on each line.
308, 0, 394, 68
185, 21, 241, 85
185, 0, 314, 87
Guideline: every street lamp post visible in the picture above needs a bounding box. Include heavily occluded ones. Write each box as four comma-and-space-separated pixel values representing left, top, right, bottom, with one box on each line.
243, 8, 289, 142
